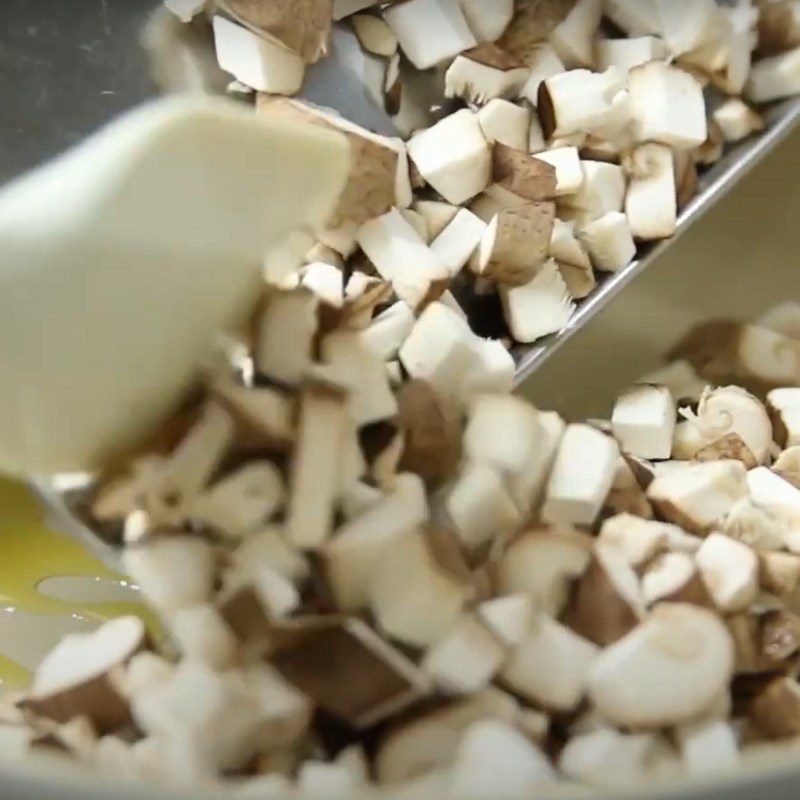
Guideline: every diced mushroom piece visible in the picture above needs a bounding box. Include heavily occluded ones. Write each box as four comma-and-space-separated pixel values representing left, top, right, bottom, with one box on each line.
324, 474, 428, 610
414, 200, 459, 241
628, 61, 707, 149
259, 97, 404, 230
747, 46, 800, 102
396, 381, 463, 488
567, 545, 645, 646
352, 13, 398, 56
399, 302, 477, 397
125, 403, 235, 530
370, 529, 471, 649
131, 660, 272, 774
229, 526, 309, 587
430, 208, 488, 278
168, 604, 238, 671
641, 551, 707, 607
272, 618, 431, 729
469, 181, 530, 223
478, 594, 534, 647
598, 514, 669, 568
533, 146, 584, 196
747, 469, 800, 553
542, 423, 620, 527
692, 118, 725, 169
647, 460, 749, 536
750, 678, 800, 739
696, 533, 759, 613
715, 2, 757, 95
519, 43, 566, 104
448, 720, 556, 798
677, 718, 740, 776
550, 218, 592, 275
297, 760, 365, 798
456, 0, 514, 42
579, 211, 636, 273
254, 288, 318, 386
422, 615, 507, 694
21, 617, 144, 733
477, 99, 530, 151
501, 615, 599, 712
122, 537, 215, 612
493, 144, 557, 201
555, 260, 595, 300
603, 456, 655, 519
383, 0, 477, 69
445, 45, 531, 104
473, 203, 556, 286
497, 527, 592, 616
612, 384, 676, 460
761, 551, 800, 597
501, 258, 576, 343
674, 386, 773, 465
407, 110, 492, 204
285, 381, 349, 550
596, 35, 670, 71
321, 330, 398, 425
362, 301, 415, 362
462, 336, 515, 397
560, 729, 669, 790
624, 143, 677, 241
723, 497, 788, 552
588, 604, 735, 728
668, 321, 800, 395
549, 0, 603, 68
564, 160, 626, 222
696, 433, 757, 469
218, 0, 332, 64
302, 261, 344, 309
748, 465, 800, 516
713, 98, 764, 144
446, 462, 522, 549
768, 388, 800, 448
655, 0, 726, 57
775, 445, 800, 476
375, 688, 519, 784
339, 275, 393, 330
356, 209, 449, 311
464, 394, 542, 474
509, 410, 566, 513
212, 16, 305, 94
192, 462, 285, 539
538, 67, 626, 139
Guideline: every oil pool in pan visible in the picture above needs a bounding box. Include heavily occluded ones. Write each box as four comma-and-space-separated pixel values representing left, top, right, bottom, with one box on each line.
0, 481, 152, 688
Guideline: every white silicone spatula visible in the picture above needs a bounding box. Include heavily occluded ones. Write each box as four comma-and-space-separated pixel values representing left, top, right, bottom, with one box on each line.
0, 96, 348, 476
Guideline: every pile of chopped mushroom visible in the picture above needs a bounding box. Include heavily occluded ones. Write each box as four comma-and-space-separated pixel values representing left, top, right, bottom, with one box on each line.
6, 288, 800, 793
154, 0, 800, 350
